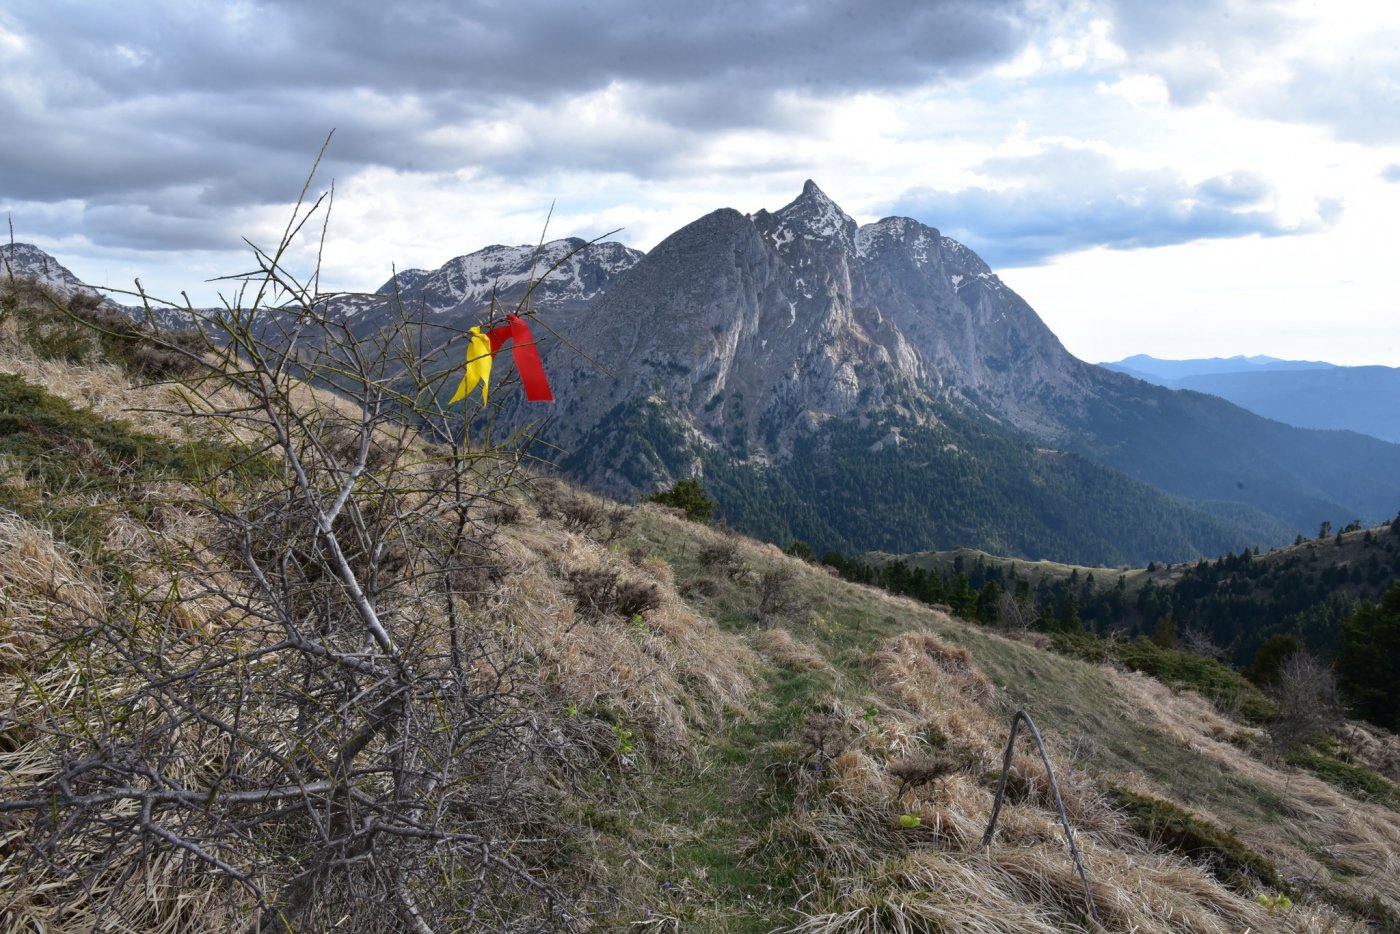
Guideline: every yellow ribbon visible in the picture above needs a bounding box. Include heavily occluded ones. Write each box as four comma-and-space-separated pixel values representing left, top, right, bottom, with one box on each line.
449, 327, 494, 404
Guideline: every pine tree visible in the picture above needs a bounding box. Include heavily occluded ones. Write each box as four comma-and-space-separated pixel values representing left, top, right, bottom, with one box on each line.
1336, 580, 1400, 730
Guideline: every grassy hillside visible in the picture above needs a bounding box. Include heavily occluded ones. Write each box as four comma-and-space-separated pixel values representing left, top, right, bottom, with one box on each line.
3, 276, 1400, 932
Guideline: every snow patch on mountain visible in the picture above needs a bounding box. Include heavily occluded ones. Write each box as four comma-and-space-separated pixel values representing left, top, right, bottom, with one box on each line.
774, 180, 858, 248
1, 242, 103, 301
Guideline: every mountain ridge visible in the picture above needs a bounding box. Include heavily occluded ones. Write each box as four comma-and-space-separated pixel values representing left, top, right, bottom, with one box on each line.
11, 189, 1400, 565
495, 183, 1400, 560
1102, 354, 1400, 443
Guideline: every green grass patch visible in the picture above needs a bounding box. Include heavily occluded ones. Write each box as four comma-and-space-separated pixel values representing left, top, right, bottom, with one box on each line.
0, 372, 259, 552
1053, 631, 1276, 723
1289, 752, 1400, 808
1106, 786, 1282, 891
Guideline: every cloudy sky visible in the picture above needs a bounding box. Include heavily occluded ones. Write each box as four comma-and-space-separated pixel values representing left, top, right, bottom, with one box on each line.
3, 0, 1398, 365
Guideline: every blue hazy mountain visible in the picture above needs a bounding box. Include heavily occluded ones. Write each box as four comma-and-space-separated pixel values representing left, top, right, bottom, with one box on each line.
1102, 355, 1400, 443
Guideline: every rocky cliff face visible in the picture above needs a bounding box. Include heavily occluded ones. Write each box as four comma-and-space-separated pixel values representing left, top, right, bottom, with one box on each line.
529, 180, 1095, 479
503, 182, 1400, 554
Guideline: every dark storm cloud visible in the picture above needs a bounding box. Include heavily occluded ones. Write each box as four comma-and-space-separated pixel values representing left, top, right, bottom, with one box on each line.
890, 146, 1331, 267
0, 0, 1039, 250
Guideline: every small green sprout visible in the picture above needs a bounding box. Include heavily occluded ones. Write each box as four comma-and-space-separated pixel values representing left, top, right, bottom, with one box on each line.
611, 723, 635, 755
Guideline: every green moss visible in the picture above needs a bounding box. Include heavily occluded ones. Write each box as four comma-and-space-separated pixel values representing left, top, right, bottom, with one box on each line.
1106, 787, 1282, 891
1053, 631, 1276, 722
0, 372, 257, 552
1288, 752, 1400, 808
1311, 883, 1400, 933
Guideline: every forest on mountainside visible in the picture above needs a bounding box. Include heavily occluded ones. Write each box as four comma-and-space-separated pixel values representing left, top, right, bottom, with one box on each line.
584, 395, 1288, 567
820, 522, 1400, 732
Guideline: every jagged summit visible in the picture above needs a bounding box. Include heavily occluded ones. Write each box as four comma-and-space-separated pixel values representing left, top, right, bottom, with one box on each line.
760, 179, 859, 249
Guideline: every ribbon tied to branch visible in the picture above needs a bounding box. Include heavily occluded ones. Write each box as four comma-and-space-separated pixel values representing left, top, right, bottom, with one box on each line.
449, 313, 555, 405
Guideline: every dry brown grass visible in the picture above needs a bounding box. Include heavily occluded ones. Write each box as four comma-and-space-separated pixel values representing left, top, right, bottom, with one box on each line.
0, 305, 198, 445
872, 630, 993, 711
1099, 660, 1400, 917
747, 625, 1373, 933
0, 512, 105, 665
6, 280, 1400, 932
1337, 721, 1400, 784
497, 520, 754, 762
753, 628, 838, 674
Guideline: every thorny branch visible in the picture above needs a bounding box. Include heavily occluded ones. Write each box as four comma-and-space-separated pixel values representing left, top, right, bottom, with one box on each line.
0, 146, 583, 932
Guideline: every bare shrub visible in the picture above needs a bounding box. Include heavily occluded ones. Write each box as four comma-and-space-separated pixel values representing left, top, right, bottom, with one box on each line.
0, 162, 585, 932
566, 567, 662, 621
799, 713, 856, 763
557, 492, 606, 532
678, 575, 718, 599
698, 532, 746, 580
1271, 650, 1345, 750
600, 504, 632, 543
995, 591, 1036, 632
889, 753, 957, 801
756, 565, 802, 624
555, 493, 630, 544
531, 477, 566, 520
1182, 625, 1228, 661
484, 500, 521, 525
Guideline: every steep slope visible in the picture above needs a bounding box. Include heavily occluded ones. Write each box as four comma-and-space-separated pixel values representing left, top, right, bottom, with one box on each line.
4, 275, 1400, 933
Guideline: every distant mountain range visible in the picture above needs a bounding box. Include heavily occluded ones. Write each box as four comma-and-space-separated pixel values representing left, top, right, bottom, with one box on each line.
9, 188, 1400, 566
1, 242, 202, 332
1102, 355, 1400, 443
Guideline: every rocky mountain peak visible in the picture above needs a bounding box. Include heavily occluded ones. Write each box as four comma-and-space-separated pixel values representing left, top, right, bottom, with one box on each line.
0, 242, 97, 300
764, 179, 858, 249
355, 237, 644, 320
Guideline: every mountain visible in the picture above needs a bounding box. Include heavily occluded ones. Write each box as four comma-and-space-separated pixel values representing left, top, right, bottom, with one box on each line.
333, 237, 643, 331
1103, 354, 1336, 382
1103, 355, 1400, 443
492, 182, 1400, 563
1, 241, 198, 331
13, 194, 1400, 567
1, 242, 114, 304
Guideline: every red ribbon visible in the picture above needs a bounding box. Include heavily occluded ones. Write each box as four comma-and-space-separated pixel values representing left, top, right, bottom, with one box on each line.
484, 314, 554, 402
